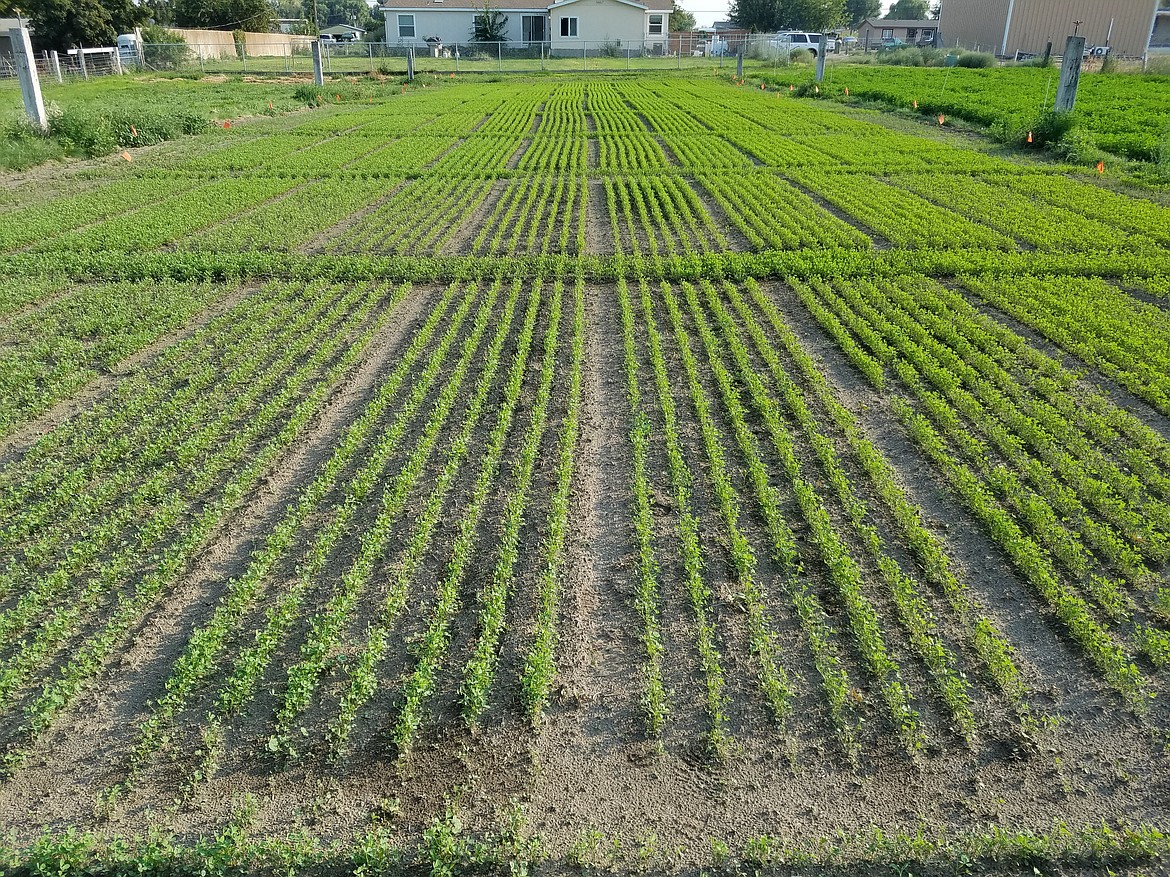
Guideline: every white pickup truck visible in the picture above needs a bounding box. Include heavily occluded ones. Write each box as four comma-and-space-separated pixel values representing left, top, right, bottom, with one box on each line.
770, 32, 837, 57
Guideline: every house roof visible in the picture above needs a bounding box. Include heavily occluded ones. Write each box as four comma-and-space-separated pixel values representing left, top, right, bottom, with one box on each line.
548, 0, 658, 10
860, 18, 938, 28
381, 0, 670, 10
322, 23, 367, 33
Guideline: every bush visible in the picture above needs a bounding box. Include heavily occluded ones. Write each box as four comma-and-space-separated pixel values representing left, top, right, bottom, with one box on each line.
955, 51, 995, 68
599, 38, 621, 58
881, 47, 946, 67
141, 25, 190, 70
1032, 108, 1077, 147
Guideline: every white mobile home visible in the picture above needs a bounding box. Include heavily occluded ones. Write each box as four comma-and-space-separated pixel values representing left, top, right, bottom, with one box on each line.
380, 0, 672, 51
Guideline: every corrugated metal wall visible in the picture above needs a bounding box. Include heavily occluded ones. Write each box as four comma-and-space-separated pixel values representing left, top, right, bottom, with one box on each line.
940, 0, 1157, 56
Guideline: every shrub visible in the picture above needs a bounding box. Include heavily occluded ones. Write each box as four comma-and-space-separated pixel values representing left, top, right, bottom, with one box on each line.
599, 38, 621, 58
955, 51, 995, 68
141, 25, 190, 70
1032, 108, 1077, 147
881, 47, 946, 67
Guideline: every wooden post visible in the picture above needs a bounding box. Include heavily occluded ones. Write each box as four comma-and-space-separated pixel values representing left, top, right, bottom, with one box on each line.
815, 32, 827, 82
1054, 35, 1085, 112
312, 39, 324, 84
11, 28, 47, 130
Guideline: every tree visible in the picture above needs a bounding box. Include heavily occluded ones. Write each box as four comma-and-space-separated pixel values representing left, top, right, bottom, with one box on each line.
670, 1, 696, 31
844, 0, 879, 26
886, 0, 928, 18
729, 0, 783, 32
10, 0, 145, 50
172, 0, 274, 31
471, 3, 508, 41
789, 0, 843, 31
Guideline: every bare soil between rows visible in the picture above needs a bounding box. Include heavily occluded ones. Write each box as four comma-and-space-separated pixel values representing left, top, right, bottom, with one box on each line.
0, 282, 1166, 870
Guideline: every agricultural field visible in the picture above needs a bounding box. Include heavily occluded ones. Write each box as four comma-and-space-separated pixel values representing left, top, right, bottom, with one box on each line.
756, 63, 1170, 166
1, 74, 1170, 874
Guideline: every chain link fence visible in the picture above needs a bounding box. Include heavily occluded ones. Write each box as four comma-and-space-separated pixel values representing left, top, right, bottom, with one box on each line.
3, 33, 851, 81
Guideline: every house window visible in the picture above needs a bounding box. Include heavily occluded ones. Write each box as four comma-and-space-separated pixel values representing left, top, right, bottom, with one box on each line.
560, 16, 578, 38
522, 14, 546, 42
881, 28, 893, 39
906, 28, 917, 39
398, 14, 415, 38
922, 29, 934, 40
648, 14, 664, 35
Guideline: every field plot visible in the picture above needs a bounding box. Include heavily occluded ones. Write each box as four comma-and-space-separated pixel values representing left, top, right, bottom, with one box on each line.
1, 75, 1170, 875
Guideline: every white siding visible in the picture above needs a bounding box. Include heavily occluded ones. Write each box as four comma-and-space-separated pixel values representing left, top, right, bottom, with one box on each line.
382, 9, 529, 44
550, 0, 648, 49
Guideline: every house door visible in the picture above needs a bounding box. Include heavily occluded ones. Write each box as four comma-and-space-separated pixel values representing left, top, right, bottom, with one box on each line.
522, 15, 547, 44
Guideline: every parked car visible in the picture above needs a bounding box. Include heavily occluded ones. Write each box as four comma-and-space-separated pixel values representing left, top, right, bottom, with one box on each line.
769, 32, 837, 57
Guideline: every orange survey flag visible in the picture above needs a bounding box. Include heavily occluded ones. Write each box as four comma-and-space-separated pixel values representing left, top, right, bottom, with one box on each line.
1027, 131, 1033, 143
1096, 160, 1105, 174
937, 114, 945, 125
121, 151, 133, 161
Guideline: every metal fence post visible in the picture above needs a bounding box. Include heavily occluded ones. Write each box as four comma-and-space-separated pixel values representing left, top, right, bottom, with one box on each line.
455, 43, 460, 73
407, 45, 414, 80
498, 40, 502, 71
583, 40, 586, 71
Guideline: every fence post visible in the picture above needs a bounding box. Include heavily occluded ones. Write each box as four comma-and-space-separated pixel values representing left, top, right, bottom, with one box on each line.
312, 39, 325, 85
368, 41, 373, 73
815, 32, 827, 82
736, 50, 743, 78
11, 28, 48, 130
582, 40, 586, 71
407, 45, 414, 80
78, 45, 89, 80
626, 45, 630, 70
49, 49, 63, 83
455, 43, 460, 73
1054, 35, 1085, 112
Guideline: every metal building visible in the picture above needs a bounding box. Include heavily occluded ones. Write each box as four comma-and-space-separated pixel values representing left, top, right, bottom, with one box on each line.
938, 0, 1169, 58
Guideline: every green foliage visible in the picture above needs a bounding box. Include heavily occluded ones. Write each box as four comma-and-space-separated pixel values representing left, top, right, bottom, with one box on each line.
845, 0, 880, 25
886, 0, 928, 18
955, 50, 995, 67
140, 24, 189, 69
471, 4, 508, 41
20, 0, 145, 52
669, 1, 696, 31
174, 0, 273, 32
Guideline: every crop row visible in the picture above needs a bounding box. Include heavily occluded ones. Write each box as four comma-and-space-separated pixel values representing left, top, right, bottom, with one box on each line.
470, 175, 587, 256
1, 278, 405, 771
794, 274, 1169, 690
962, 274, 1170, 418
604, 174, 729, 257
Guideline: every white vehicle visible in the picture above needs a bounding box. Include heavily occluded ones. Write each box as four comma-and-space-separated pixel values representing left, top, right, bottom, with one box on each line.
770, 31, 836, 57
116, 33, 140, 66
